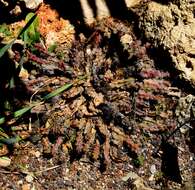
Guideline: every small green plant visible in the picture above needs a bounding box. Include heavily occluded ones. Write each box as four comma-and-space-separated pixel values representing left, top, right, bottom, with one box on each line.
0, 13, 38, 58
133, 155, 145, 167
21, 12, 40, 45
154, 171, 164, 182
0, 13, 41, 144
0, 24, 11, 37
57, 51, 65, 59
48, 43, 57, 53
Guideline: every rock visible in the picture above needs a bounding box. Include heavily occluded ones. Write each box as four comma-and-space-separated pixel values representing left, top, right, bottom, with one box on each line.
0, 156, 11, 167
22, 183, 31, 190
120, 34, 133, 45
25, 174, 34, 183
122, 171, 154, 190
150, 164, 156, 174
138, 0, 195, 88
22, 0, 43, 10
175, 94, 195, 124
19, 67, 29, 80
9, 5, 22, 16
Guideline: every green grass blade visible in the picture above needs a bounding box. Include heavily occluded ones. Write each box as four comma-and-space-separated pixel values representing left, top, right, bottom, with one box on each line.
0, 14, 37, 59
0, 136, 21, 145
0, 77, 86, 125
14, 105, 34, 118
0, 128, 9, 138
0, 117, 5, 125
0, 39, 15, 58
43, 83, 73, 100
17, 13, 38, 38
13, 83, 73, 118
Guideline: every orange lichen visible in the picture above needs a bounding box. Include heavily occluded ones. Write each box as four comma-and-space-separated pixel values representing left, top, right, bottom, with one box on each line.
36, 4, 65, 35
36, 3, 75, 47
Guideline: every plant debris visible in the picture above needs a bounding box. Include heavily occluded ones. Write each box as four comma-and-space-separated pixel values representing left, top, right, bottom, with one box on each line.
0, 1, 194, 190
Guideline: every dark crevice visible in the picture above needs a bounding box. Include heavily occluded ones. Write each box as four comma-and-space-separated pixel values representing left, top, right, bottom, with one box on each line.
161, 141, 182, 183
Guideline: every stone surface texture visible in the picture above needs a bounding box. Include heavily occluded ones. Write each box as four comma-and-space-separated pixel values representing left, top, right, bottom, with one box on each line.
138, 0, 195, 87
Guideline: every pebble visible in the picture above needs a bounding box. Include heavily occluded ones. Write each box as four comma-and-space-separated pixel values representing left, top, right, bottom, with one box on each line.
22, 183, 31, 190
34, 151, 41, 158
148, 174, 154, 181
17, 180, 23, 186
25, 175, 34, 183
150, 164, 156, 174
86, 48, 92, 55
23, 0, 43, 10
0, 156, 11, 167
120, 34, 133, 45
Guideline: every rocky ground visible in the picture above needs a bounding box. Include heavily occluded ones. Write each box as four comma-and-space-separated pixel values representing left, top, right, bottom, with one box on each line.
0, 1, 194, 190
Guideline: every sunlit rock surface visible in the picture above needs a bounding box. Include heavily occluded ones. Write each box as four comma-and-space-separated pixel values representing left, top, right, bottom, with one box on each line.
138, 0, 195, 88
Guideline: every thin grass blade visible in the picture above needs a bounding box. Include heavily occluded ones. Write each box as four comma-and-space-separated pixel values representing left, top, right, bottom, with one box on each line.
0, 117, 5, 125
0, 136, 21, 145
0, 39, 15, 58
43, 83, 73, 100
17, 13, 38, 38
14, 105, 34, 118
0, 128, 9, 138
0, 14, 37, 59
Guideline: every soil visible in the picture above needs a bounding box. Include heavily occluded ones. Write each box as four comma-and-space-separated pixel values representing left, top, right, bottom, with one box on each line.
0, 1, 194, 190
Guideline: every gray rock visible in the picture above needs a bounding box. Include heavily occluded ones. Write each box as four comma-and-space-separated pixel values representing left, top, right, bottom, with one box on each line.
138, 0, 195, 88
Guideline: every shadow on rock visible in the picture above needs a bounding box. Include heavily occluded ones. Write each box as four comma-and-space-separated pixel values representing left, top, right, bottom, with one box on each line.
161, 141, 182, 183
